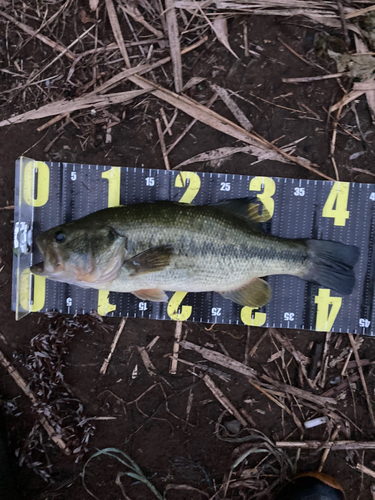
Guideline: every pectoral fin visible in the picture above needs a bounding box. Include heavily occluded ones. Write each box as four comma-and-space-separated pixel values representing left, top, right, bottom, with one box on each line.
132, 288, 169, 302
123, 244, 174, 276
218, 278, 272, 307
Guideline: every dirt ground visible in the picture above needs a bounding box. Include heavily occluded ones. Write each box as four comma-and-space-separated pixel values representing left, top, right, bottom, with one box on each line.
1, 2, 375, 499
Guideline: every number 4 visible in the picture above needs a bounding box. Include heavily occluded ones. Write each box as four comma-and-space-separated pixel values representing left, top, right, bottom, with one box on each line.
322, 182, 350, 226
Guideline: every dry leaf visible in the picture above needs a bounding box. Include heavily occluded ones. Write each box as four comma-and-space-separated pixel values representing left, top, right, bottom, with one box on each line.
212, 17, 238, 59
0, 90, 148, 127
211, 84, 252, 131
89, 0, 99, 10
182, 76, 206, 92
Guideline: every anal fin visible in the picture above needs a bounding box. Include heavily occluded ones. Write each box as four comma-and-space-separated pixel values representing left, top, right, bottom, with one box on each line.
132, 288, 169, 302
218, 278, 272, 307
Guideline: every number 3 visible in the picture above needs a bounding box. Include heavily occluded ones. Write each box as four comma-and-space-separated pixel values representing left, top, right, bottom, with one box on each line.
249, 177, 275, 221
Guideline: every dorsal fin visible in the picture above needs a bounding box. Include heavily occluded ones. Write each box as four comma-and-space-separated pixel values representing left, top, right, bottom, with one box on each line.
213, 197, 270, 228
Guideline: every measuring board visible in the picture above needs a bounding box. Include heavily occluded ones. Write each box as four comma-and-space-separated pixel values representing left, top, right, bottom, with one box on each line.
12, 157, 375, 335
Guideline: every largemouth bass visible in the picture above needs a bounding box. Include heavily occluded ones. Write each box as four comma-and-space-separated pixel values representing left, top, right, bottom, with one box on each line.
30, 199, 360, 307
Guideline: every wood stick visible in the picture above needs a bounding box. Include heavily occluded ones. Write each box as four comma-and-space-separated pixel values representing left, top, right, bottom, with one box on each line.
0, 11, 76, 61
180, 340, 257, 379
156, 118, 170, 170
37, 113, 70, 132
0, 349, 70, 454
318, 425, 340, 472
170, 321, 182, 374
203, 374, 248, 427
100, 318, 126, 375
348, 333, 375, 428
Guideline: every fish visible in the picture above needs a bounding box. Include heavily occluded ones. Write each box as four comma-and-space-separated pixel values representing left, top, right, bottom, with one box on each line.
30, 198, 360, 307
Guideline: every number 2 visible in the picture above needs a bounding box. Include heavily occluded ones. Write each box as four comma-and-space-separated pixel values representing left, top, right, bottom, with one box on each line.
175, 172, 201, 204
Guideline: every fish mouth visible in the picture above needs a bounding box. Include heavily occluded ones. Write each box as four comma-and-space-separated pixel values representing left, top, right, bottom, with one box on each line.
30, 262, 45, 275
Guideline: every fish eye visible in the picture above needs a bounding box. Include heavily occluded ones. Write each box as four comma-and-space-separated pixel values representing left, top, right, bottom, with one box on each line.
54, 231, 66, 243
107, 228, 117, 242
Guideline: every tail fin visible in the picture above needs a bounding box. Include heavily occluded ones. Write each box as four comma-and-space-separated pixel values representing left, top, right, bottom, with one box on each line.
302, 240, 360, 295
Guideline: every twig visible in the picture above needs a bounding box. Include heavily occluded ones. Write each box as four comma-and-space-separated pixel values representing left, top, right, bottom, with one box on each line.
137, 346, 158, 378
167, 92, 218, 154
243, 22, 249, 57
128, 75, 334, 180
26, 24, 96, 88
278, 37, 316, 68
337, 0, 350, 47
160, 107, 172, 136
348, 333, 375, 428
249, 330, 269, 357
118, 3, 164, 38
0, 10, 76, 61
283, 72, 346, 83
346, 5, 375, 20
352, 167, 375, 178
170, 321, 183, 374
277, 441, 375, 450
0, 349, 70, 454
156, 118, 170, 170
356, 464, 375, 479
165, 0, 183, 93
100, 318, 127, 375
105, 0, 131, 68
180, 340, 257, 379
318, 425, 340, 472
203, 374, 248, 427
316, 331, 332, 388
341, 348, 353, 377
270, 329, 315, 390
37, 113, 70, 132
94, 36, 208, 95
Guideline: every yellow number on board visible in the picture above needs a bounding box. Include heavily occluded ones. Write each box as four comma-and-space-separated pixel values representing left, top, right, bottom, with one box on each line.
97, 167, 122, 315
175, 172, 201, 204
249, 177, 275, 221
315, 288, 342, 331
167, 291, 192, 321
102, 167, 121, 208
322, 182, 350, 226
23, 161, 50, 207
20, 269, 46, 312
241, 307, 266, 327
98, 290, 117, 316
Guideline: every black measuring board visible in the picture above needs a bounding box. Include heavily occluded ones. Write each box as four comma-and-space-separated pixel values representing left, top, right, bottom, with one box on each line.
12, 158, 375, 336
